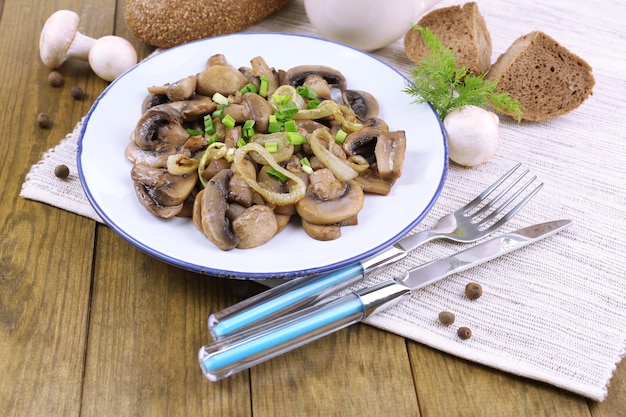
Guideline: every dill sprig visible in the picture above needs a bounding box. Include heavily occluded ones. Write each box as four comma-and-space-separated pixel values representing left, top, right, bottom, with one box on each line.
404, 25, 522, 121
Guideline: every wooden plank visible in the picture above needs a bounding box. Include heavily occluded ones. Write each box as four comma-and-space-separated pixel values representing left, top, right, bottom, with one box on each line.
80, 227, 254, 417
250, 324, 420, 417
408, 342, 592, 417
0, 0, 113, 415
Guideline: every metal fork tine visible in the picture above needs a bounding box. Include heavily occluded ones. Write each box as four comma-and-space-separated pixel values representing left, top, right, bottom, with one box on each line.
477, 176, 540, 226
482, 181, 544, 232
459, 162, 522, 214
472, 171, 532, 220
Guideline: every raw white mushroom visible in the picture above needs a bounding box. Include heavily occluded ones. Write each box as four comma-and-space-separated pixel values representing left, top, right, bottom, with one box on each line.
39, 10, 138, 82
443, 106, 500, 167
39, 10, 95, 68
88, 36, 138, 82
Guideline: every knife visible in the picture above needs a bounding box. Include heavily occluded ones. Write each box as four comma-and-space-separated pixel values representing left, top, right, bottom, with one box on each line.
208, 164, 541, 340
198, 219, 572, 381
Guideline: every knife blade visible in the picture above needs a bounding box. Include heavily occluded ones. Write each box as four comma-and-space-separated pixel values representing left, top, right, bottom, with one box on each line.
199, 219, 572, 381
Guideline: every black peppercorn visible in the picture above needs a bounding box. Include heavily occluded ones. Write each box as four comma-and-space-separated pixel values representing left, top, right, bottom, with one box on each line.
457, 326, 472, 340
48, 71, 63, 87
70, 86, 84, 100
438, 311, 455, 326
36, 112, 51, 128
465, 282, 483, 300
54, 164, 70, 179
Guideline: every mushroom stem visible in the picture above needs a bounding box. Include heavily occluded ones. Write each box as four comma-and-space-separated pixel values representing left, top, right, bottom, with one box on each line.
66, 31, 96, 62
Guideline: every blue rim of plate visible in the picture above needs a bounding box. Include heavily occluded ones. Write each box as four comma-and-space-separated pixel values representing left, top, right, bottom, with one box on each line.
77, 32, 448, 280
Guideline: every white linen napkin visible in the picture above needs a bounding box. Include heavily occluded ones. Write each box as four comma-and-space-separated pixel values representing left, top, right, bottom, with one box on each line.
21, 0, 626, 401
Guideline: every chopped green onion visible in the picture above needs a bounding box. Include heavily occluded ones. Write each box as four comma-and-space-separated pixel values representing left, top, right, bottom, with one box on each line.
287, 132, 307, 145
264, 141, 279, 153
207, 133, 220, 144
277, 101, 299, 120
271, 93, 291, 106
240, 83, 258, 94
212, 92, 229, 105
296, 85, 318, 100
259, 75, 269, 97
268, 120, 283, 133
222, 114, 236, 129
266, 167, 288, 182
301, 164, 314, 175
335, 129, 348, 144
212, 104, 226, 119
284, 119, 298, 132
236, 138, 247, 148
186, 128, 204, 136
300, 156, 312, 167
242, 119, 256, 139
203, 115, 216, 135
307, 99, 321, 109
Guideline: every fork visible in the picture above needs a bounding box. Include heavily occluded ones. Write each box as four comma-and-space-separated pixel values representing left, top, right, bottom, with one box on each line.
208, 163, 543, 339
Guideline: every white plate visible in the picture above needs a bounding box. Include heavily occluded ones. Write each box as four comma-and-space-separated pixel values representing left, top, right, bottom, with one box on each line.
78, 33, 447, 280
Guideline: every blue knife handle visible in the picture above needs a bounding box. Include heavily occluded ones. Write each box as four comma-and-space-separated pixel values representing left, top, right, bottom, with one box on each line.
200, 292, 366, 381
209, 263, 365, 339
199, 280, 411, 381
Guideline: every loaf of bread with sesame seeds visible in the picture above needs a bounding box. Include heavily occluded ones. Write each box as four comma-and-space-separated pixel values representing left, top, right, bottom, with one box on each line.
124, 0, 292, 48
486, 31, 595, 121
404, 2, 492, 75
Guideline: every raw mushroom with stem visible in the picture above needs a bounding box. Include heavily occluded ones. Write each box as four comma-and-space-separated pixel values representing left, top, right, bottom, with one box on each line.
443, 105, 500, 167
39, 10, 138, 82
39, 10, 95, 68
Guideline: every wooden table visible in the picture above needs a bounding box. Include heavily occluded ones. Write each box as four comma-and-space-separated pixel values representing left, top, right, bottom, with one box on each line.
1, 1, 624, 416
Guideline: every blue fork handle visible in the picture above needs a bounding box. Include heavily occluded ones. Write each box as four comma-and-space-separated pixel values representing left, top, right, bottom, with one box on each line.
199, 280, 411, 381
209, 263, 365, 339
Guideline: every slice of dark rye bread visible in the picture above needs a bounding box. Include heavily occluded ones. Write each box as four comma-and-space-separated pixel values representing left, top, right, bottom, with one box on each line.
404, 2, 492, 75
486, 31, 595, 121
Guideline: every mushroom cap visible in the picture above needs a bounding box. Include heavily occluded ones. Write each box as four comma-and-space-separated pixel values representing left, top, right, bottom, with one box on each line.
444, 106, 500, 167
88, 35, 138, 82
39, 10, 81, 68
296, 179, 364, 225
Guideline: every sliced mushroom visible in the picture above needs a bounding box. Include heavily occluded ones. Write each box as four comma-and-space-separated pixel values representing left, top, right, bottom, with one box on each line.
343, 127, 407, 181
132, 97, 216, 150
250, 56, 279, 96
125, 141, 177, 168
199, 169, 239, 251
301, 219, 341, 241
375, 130, 407, 181
232, 205, 278, 249
274, 214, 292, 234
307, 168, 345, 200
344, 89, 379, 120
342, 126, 382, 162
134, 181, 184, 219
223, 92, 274, 132
353, 169, 393, 196
131, 164, 198, 207
303, 74, 331, 100
141, 93, 169, 113
200, 157, 230, 183
296, 178, 364, 225
283, 65, 347, 91
229, 158, 256, 208
148, 75, 197, 102
131, 164, 198, 218
196, 54, 247, 97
